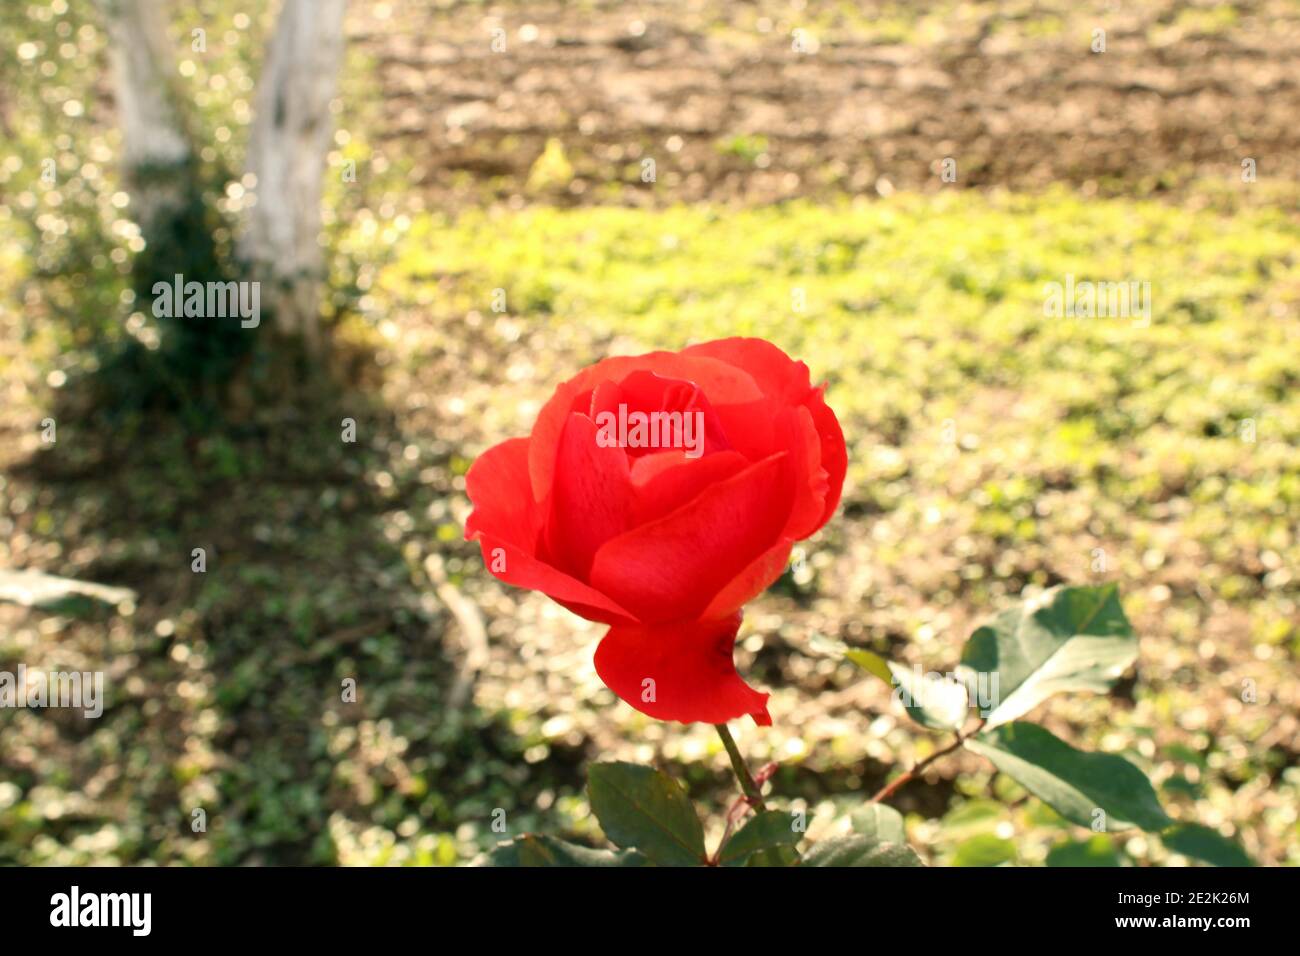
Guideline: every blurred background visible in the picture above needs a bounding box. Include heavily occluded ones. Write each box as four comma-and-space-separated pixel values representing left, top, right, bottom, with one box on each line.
0, 0, 1297, 866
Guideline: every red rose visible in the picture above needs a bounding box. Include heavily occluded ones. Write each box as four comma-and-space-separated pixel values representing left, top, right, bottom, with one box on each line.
464, 337, 846, 726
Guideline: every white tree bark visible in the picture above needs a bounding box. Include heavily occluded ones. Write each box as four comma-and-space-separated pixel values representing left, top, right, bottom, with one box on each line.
99, 0, 192, 234
241, 0, 349, 351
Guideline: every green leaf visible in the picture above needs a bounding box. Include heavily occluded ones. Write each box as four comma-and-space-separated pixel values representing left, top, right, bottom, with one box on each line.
951, 833, 1017, 867
938, 798, 1008, 840
850, 803, 907, 844
747, 845, 801, 867
1161, 823, 1254, 867
848, 649, 969, 731
478, 834, 649, 867
957, 584, 1136, 727
965, 722, 1171, 832
1046, 835, 1125, 867
1161, 774, 1202, 799
844, 647, 892, 684
718, 810, 801, 867
803, 834, 924, 867
587, 762, 706, 866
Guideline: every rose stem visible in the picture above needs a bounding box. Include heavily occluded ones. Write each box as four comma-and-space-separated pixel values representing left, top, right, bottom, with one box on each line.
868, 718, 986, 804
715, 723, 766, 810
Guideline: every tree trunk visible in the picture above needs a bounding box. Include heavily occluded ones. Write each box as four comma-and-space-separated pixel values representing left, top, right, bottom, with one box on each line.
241, 0, 349, 353
99, 0, 192, 235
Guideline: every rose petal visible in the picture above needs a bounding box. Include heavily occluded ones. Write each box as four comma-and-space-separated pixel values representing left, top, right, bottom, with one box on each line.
806, 383, 848, 527
682, 337, 813, 403
700, 535, 797, 620
707, 396, 781, 462
609, 370, 733, 459
706, 387, 846, 535
466, 438, 634, 623
543, 412, 633, 579
593, 612, 771, 725
589, 452, 793, 622
528, 352, 763, 501
777, 405, 830, 539
628, 449, 750, 525
472, 534, 634, 624
464, 438, 538, 548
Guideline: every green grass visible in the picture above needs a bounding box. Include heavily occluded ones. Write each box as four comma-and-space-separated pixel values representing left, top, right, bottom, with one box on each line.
389, 189, 1299, 507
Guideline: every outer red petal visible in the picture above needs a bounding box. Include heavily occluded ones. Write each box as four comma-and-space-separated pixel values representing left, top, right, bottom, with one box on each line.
472, 534, 635, 624
464, 437, 539, 547
588, 452, 793, 623
775, 404, 829, 539
681, 337, 813, 403
701, 535, 797, 620
805, 383, 848, 528
465, 438, 634, 624
593, 612, 771, 725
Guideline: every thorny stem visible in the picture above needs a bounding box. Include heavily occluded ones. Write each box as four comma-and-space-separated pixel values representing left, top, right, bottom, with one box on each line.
710, 725, 774, 865
712, 793, 751, 864
717, 761, 777, 850
869, 718, 986, 804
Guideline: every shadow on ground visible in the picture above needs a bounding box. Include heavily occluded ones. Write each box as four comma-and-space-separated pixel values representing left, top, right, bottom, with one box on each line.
0, 349, 588, 865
